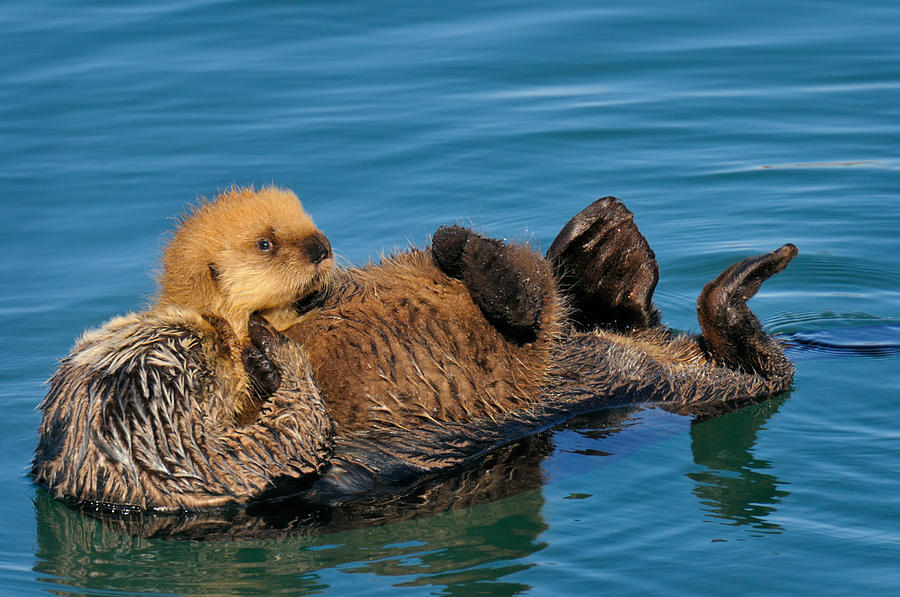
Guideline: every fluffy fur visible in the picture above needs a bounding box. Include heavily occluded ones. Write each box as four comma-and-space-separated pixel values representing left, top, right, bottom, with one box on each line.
157, 186, 332, 340
284, 246, 564, 431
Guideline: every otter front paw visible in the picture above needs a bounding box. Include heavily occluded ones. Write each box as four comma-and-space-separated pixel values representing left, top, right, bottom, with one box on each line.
432, 226, 549, 342
461, 237, 547, 342
432, 225, 476, 279
243, 314, 283, 399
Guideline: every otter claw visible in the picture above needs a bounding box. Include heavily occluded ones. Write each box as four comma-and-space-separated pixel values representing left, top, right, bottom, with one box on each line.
242, 345, 281, 398
245, 314, 283, 398
248, 313, 284, 357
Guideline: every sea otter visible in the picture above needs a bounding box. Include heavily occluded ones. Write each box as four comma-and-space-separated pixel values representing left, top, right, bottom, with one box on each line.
33, 188, 798, 512
32, 187, 336, 509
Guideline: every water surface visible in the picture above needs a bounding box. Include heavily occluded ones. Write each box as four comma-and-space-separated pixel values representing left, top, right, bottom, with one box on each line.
2, 1, 898, 594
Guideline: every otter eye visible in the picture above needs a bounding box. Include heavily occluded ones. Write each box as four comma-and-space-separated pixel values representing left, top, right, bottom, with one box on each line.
256, 238, 273, 253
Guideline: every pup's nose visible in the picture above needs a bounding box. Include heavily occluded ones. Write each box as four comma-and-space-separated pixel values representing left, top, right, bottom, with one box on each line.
304, 232, 332, 265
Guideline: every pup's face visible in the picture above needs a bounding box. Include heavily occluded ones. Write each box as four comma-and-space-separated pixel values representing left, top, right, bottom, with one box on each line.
159, 187, 333, 334
212, 192, 333, 316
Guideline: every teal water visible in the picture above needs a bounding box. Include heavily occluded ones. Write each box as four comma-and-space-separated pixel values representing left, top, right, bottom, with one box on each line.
2, 1, 899, 594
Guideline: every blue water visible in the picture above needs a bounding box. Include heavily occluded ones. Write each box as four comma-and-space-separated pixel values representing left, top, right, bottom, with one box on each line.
2, 0, 899, 594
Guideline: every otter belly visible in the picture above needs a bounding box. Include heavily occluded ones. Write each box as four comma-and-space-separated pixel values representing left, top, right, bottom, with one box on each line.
284, 250, 558, 431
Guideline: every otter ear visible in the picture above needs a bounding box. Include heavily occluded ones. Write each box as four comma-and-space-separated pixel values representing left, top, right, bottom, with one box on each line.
208, 263, 221, 286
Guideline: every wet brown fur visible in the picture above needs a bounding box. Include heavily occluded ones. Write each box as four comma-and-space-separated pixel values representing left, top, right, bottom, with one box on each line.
34, 189, 797, 512
32, 308, 334, 510
284, 248, 564, 431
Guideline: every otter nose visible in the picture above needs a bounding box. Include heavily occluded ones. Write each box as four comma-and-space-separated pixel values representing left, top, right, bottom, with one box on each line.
304, 232, 332, 265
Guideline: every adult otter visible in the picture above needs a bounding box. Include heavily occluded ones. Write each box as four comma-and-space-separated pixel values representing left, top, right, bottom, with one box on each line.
32, 187, 336, 509
33, 189, 797, 512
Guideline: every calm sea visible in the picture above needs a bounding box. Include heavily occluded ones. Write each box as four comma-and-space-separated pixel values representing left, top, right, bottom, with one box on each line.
2, 1, 898, 595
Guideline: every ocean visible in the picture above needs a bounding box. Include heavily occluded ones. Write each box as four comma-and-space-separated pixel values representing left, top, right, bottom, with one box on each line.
1, 1, 898, 594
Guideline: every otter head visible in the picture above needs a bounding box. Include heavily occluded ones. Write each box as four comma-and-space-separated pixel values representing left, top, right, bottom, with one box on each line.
157, 186, 333, 340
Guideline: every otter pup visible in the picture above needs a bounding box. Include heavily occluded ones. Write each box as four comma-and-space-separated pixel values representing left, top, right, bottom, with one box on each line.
158, 186, 332, 339
156, 186, 333, 421
33, 187, 336, 510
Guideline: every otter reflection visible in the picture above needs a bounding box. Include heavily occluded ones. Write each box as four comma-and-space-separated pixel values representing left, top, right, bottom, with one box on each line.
33, 485, 548, 596
688, 395, 790, 533
34, 432, 558, 595
34, 403, 788, 593
37, 401, 785, 543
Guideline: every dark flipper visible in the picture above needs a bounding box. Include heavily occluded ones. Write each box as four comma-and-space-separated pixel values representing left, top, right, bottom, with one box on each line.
697, 244, 798, 381
547, 197, 660, 331
433, 225, 550, 342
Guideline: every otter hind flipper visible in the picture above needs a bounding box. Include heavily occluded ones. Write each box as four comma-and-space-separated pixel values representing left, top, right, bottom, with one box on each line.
432, 225, 551, 342
547, 197, 660, 331
697, 243, 798, 382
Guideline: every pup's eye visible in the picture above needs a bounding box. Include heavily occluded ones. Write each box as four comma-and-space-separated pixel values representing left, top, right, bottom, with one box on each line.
256, 238, 273, 253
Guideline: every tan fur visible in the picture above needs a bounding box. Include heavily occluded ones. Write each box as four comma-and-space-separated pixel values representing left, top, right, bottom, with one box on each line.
595, 327, 709, 367
157, 186, 333, 341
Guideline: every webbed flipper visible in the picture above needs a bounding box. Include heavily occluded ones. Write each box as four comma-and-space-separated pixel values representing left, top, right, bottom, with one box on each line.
547, 197, 660, 331
432, 225, 551, 342
697, 244, 798, 381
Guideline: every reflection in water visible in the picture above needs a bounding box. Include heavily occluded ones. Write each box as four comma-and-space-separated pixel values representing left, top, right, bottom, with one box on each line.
34, 436, 554, 595
688, 396, 790, 534
34, 489, 548, 595
33, 403, 790, 593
